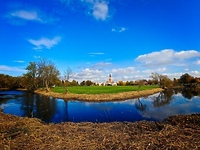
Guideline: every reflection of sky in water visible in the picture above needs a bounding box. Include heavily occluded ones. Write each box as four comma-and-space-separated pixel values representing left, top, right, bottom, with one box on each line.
1, 100, 24, 116
66, 100, 149, 123
0, 90, 200, 123
0, 90, 25, 95
50, 99, 68, 123
137, 93, 200, 120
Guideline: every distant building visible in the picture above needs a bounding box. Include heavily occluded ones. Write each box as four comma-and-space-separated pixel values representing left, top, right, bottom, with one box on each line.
106, 74, 117, 86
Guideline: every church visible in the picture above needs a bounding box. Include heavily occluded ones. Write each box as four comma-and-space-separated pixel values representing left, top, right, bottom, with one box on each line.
106, 74, 117, 86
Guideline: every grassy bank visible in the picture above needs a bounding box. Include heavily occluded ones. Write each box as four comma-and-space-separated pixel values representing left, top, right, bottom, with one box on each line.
51, 85, 159, 94
35, 87, 163, 101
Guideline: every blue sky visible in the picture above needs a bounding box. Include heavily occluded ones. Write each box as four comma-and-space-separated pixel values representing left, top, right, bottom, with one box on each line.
0, 0, 200, 82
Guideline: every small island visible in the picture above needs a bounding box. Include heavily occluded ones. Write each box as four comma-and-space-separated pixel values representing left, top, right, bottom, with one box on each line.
34, 87, 164, 101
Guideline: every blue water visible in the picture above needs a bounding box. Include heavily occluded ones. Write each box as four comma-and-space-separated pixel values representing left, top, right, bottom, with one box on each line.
0, 89, 200, 123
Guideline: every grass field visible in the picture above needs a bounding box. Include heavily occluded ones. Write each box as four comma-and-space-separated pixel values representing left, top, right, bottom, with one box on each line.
51, 85, 159, 94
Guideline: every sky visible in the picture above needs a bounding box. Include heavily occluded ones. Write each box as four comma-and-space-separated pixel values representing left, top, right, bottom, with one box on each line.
0, 0, 200, 83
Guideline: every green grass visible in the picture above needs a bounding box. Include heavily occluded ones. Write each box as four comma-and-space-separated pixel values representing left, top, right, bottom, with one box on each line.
51, 85, 159, 94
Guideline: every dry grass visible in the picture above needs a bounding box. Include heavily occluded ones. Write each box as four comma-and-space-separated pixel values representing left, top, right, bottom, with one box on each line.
0, 111, 200, 150
35, 88, 163, 102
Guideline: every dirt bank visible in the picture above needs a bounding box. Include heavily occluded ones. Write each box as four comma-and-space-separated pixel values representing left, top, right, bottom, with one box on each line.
0, 112, 200, 150
34, 88, 164, 102
0, 88, 9, 91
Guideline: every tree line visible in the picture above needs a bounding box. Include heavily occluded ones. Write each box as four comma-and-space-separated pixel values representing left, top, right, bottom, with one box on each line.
0, 59, 200, 91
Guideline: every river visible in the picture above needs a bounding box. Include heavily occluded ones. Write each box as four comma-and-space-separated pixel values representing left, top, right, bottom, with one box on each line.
0, 88, 200, 123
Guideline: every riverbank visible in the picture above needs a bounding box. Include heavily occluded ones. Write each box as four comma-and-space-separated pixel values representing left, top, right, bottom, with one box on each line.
34, 88, 164, 101
0, 111, 199, 149
0, 88, 9, 91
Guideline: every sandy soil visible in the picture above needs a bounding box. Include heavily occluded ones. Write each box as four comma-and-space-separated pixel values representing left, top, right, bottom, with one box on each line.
0, 111, 200, 150
34, 88, 164, 102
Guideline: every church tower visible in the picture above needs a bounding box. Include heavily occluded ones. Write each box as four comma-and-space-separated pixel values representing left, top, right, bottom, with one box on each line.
109, 74, 112, 83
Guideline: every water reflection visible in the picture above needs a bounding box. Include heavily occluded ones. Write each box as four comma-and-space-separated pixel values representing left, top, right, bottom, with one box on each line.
153, 90, 174, 107
135, 98, 146, 111
0, 89, 200, 123
174, 87, 200, 99
0, 91, 62, 123
135, 88, 200, 120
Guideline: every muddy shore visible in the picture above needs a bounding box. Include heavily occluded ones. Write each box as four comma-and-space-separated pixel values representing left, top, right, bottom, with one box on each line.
34, 88, 164, 102
0, 111, 200, 150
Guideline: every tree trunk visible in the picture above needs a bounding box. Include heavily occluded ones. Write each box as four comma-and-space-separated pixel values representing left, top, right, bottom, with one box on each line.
65, 86, 69, 94
45, 80, 49, 92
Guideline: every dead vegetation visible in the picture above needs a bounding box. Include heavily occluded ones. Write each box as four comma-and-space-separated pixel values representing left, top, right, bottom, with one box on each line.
0, 111, 200, 150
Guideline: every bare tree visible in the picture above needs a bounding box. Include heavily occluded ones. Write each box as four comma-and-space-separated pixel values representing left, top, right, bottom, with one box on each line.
63, 67, 72, 94
150, 72, 173, 89
37, 58, 60, 92
150, 72, 160, 85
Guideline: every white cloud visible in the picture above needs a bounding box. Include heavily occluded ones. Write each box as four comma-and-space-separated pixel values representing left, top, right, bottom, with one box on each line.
174, 50, 200, 59
112, 67, 138, 75
28, 36, 61, 50
191, 71, 200, 76
73, 68, 104, 82
89, 52, 104, 55
92, 1, 109, 20
135, 49, 200, 67
112, 27, 127, 33
70, 64, 200, 83
166, 72, 184, 79
142, 67, 167, 74
13, 60, 25, 63
195, 60, 200, 65
165, 71, 200, 79
10, 10, 43, 22
184, 68, 189, 71
110, 67, 145, 81
157, 67, 166, 72
0, 65, 26, 74
7, 8, 58, 25
89, 52, 104, 57
91, 62, 112, 69
63, 0, 110, 21
73, 66, 168, 82
34, 55, 41, 59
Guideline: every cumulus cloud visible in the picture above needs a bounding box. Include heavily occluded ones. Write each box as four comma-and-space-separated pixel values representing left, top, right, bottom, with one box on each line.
92, 1, 109, 20
28, 36, 61, 50
73, 68, 104, 82
135, 49, 200, 67
111, 27, 127, 33
61, 0, 110, 21
191, 71, 200, 76
74, 65, 167, 82
110, 67, 146, 81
